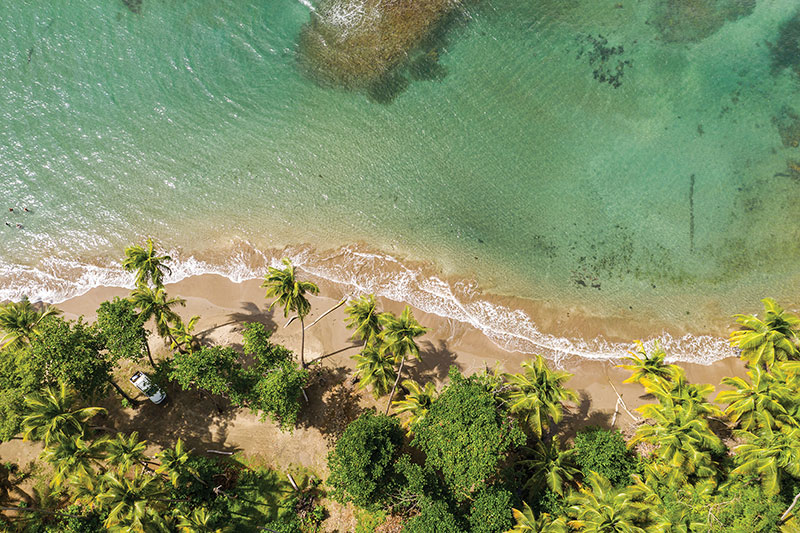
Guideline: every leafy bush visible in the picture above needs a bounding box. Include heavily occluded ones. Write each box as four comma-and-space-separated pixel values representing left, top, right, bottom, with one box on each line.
402, 498, 464, 533
327, 411, 404, 508
573, 427, 639, 486
707, 481, 785, 533
468, 487, 514, 533
355, 508, 387, 533
411, 367, 526, 499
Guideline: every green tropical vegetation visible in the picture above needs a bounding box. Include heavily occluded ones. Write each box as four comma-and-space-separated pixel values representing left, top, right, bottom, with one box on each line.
3, 244, 800, 532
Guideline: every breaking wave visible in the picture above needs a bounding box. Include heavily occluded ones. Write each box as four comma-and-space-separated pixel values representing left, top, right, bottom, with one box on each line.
0, 242, 737, 365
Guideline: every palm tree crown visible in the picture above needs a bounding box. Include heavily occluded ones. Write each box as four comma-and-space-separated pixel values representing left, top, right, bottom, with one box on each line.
351, 344, 397, 398
22, 383, 106, 445
97, 468, 166, 531
122, 238, 173, 288
716, 364, 796, 431
0, 297, 61, 350
392, 379, 438, 432
519, 436, 580, 497
261, 258, 319, 320
129, 285, 185, 342
504, 355, 577, 438
567, 471, 649, 533
730, 297, 800, 368
344, 294, 382, 345
378, 306, 427, 362
619, 340, 679, 385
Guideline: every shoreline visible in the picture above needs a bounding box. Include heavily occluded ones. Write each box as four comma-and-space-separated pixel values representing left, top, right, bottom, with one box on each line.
55, 272, 749, 425
2, 241, 741, 365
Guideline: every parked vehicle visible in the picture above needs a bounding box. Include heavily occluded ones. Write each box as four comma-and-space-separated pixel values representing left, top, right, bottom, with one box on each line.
130, 371, 166, 404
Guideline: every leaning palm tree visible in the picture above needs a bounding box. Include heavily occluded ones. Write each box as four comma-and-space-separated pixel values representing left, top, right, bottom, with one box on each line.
351, 344, 396, 399
567, 471, 650, 533
344, 294, 382, 346
122, 238, 173, 288
731, 418, 800, 495
504, 355, 578, 438
378, 306, 428, 414
716, 364, 796, 431
392, 379, 438, 433
730, 298, 800, 369
0, 297, 61, 351
509, 502, 567, 532
261, 258, 320, 368
97, 468, 166, 531
519, 436, 581, 498
105, 432, 150, 474
640, 369, 720, 418
129, 285, 185, 347
619, 340, 679, 385
21, 383, 106, 445
177, 507, 231, 533
42, 434, 108, 488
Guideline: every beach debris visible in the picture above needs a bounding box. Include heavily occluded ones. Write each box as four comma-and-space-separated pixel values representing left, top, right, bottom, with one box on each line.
575, 34, 632, 89
650, 0, 755, 44
297, 0, 463, 100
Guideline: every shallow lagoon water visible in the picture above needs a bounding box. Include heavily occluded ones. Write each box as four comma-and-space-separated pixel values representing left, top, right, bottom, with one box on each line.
1, 0, 799, 361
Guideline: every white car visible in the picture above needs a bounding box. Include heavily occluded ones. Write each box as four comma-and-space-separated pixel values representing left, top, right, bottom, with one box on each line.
130, 371, 167, 404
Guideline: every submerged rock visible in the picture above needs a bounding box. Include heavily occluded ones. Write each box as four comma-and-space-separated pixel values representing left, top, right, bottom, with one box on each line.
651, 0, 755, 43
121, 0, 142, 14
769, 10, 800, 78
297, 0, 462, 94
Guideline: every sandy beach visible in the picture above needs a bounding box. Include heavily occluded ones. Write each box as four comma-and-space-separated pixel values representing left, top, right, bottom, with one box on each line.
0, 272, 748, 529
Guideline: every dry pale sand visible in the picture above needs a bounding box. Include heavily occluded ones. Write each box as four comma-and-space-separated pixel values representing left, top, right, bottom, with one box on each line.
0, 273, 747, 497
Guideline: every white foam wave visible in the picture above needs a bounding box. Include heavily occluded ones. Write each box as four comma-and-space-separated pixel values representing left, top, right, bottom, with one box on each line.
0, 244, 737, 365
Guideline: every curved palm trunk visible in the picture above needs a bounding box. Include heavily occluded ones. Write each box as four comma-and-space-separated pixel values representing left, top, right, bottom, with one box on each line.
299, 316, 306, 368
141, 331, 155, 368
109, 380, 136, 405
385, 354, 406, 415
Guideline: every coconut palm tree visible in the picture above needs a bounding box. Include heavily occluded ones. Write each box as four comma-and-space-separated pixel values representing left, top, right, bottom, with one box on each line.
730, 298, 800, 368
509, 502, 567, 532
261, 258, 319, 368
0, 297, 61, 351
155, 438, 196, 487
716, 365, 796, 431
640, 370, 720, 418
630, 401, 723, 485
344, 294, 382, 346
351, 344, 396, 399
21, 383, 106, 445
122, 238, 173, 288
567, 471, 650, 533
105, 432, 150, 474
170, 315, 200, 354
42, 434, 108, 488
129, 285, 185, 347
619, 341, 679, 385
97, 468, 166, 531
504, 355, 578, 438
378, 306, 428, 414
392, 379, 438, 432
731, 419, 800, 495
519, 436, 580, 498
177, 507, 231, 533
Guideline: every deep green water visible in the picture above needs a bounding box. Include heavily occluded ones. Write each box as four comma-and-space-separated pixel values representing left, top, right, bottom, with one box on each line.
2, 0, 799, 361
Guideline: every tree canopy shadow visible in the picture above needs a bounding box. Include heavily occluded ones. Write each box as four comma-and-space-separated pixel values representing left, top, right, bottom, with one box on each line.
405, 339, 460, 384
98, 383, 240, 456
297, 365, 365, 447
556, 391, 613, 442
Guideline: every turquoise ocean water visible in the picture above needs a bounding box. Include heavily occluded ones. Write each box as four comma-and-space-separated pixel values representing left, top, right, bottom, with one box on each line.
2, 0, 800, 362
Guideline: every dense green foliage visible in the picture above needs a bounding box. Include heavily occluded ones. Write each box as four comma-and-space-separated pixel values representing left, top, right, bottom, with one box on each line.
169, 323, 308, 429
403, 498, 465, 533
412, 367, 526, 499
572, 427, 639, 487
468, 487, 514, 533
96, 297, 149, 365
326, 411, 404, 508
